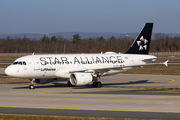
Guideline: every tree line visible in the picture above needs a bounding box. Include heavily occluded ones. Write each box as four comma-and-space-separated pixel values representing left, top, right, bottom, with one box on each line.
0, 33, 179, 53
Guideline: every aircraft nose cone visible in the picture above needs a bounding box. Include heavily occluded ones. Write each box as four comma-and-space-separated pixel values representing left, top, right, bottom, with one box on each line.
5, 66, 12, 76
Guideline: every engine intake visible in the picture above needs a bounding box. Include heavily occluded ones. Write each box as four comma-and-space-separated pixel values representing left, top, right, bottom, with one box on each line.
70, 73, 93, 86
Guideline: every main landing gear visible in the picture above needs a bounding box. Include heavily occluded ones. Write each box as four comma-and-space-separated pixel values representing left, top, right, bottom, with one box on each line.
29, 79, 35, 89
92, 72, 102, 88
92, 81, 102, 88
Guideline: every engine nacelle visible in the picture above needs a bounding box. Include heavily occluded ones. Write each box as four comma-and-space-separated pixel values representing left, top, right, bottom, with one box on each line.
70, 73, 93, 86
35, 78, 56, 84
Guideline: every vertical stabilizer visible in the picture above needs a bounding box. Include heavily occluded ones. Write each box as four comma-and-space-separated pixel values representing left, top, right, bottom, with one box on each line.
125, 23, 153, 54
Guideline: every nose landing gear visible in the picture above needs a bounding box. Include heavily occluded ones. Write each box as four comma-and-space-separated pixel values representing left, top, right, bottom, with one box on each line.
29, 79, 35, 89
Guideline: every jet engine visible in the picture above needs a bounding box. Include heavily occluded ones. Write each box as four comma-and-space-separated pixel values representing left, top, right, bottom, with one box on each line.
35, 78, 56, 84
70, 73, 93, 86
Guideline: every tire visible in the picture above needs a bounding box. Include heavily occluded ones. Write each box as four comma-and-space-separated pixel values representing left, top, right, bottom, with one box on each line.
92, 82, 102, 88
29, 85, 34, 89
92, 82, 97, 87
97, 82, 102, 88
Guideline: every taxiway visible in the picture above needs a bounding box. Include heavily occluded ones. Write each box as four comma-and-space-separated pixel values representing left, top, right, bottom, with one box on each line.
0, 73, 180, 119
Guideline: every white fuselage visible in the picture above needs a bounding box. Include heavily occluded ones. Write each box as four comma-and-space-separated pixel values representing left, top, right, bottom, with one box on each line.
5, 53, 157, 79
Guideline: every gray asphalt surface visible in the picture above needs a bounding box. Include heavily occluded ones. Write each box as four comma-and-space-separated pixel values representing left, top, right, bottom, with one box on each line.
1, 107, 180, 119
0, 73, 180, 119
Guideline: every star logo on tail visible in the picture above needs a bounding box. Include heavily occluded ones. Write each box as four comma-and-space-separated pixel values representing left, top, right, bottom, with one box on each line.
136, 36, 148, 50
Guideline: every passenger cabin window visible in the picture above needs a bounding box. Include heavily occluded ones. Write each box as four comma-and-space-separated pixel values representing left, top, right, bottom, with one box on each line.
12, 61, 27, 65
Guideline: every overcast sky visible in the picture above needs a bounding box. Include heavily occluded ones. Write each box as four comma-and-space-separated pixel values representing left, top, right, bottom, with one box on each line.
0, 0, 180, 34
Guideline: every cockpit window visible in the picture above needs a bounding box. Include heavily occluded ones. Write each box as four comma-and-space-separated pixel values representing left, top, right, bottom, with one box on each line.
12, 61, 27, 65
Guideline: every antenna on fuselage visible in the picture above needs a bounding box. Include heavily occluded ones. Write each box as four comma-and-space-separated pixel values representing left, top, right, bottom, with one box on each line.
32, 52, 34, 55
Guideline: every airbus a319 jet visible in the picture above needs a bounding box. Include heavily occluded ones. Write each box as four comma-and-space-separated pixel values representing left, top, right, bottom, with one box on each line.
5, 23, 168, 89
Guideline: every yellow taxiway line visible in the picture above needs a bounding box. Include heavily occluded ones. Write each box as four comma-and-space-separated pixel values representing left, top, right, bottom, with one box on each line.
117, 76, 175, 86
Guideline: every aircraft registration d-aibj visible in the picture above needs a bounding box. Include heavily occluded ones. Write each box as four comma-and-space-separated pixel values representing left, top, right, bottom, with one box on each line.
5, 23, 168, 89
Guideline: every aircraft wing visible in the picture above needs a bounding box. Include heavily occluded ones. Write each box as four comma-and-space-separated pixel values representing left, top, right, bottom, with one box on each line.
69, 60, 169, 74
69, 65, 141, 74
69, 66, 125, 73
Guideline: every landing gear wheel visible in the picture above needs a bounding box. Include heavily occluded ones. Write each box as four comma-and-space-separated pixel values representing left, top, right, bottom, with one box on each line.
67, 81, 74, 87
97, 82, 102, 88
92, 82, 102, 88
92, 82, 97, 87
29, 79, 35, 89
29, 85, 34, 89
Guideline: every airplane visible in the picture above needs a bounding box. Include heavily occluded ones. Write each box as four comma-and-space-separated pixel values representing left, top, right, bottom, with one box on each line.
5, 23, 169, 89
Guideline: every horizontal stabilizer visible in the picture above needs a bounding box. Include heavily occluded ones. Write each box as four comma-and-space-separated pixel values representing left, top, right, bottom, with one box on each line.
164, 60, 169, 66
148, 60, 169, 66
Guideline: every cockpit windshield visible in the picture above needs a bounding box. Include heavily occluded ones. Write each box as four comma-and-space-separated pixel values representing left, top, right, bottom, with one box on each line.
13, 61, 27, 65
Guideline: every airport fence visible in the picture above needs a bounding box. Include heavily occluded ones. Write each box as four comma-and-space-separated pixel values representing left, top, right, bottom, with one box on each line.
0, 52, 180, 56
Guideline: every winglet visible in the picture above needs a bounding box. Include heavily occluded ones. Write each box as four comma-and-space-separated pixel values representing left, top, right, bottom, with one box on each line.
164, 60, 169, 67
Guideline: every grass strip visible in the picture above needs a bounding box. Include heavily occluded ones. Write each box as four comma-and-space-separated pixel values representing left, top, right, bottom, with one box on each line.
0, 114, 141, 120
0, 77, 29, 84
125, 65, 180, 75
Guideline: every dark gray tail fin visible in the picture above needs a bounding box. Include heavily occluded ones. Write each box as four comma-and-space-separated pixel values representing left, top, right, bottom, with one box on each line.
125, 23, 153, 54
